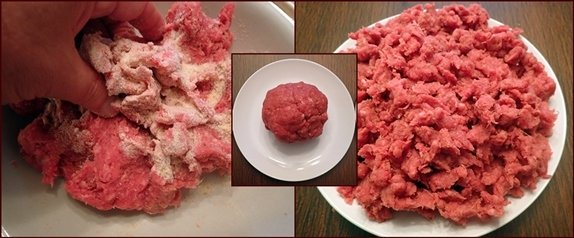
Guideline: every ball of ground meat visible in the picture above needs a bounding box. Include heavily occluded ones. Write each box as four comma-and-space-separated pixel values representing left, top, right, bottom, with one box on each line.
262, 82, 328, 143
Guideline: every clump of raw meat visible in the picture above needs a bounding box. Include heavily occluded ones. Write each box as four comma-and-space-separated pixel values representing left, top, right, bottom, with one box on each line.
338, 4, 557, 225
17, 2, 234, 214
262, 82, 328, 143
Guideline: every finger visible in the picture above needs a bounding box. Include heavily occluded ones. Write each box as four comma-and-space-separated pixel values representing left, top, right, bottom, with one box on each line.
48, 50, 118, 118
105, 20, 146, 43
128, 2, 165, 41
91, 2, 164, 41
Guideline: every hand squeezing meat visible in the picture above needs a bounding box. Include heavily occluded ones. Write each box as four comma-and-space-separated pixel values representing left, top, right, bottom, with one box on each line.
17, 2, 233, 214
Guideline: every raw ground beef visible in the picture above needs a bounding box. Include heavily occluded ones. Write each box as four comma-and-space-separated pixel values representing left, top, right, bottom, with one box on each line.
16, 2, 233, 214
262, 82, 328, 143
338, 4, 557, 225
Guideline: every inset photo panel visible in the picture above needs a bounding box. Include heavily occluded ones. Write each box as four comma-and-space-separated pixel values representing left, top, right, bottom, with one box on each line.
232, 54, 357, 186
294, 1, 572, 238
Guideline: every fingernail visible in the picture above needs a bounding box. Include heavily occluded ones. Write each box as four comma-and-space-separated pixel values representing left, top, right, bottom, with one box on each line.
95, 96, 119, 118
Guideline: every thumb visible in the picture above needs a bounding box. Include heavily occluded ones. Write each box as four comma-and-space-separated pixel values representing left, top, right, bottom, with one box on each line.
49, 50, 118, 118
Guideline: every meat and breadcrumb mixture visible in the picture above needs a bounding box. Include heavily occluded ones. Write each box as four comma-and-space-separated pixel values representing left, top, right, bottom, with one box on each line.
17, 2, 233, 214
262, 82, 328, 143
338, 4, 557, 225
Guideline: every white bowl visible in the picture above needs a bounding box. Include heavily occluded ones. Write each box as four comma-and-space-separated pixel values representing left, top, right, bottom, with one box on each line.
1, 2, 294, 236
319, 15, 568, 237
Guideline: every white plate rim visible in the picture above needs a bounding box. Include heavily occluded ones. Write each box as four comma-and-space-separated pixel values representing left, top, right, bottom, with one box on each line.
320, 13, 568, 237
233, 58, 356, 182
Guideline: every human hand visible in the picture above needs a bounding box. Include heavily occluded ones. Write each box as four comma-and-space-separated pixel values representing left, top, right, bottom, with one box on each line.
1, 2, 165, 117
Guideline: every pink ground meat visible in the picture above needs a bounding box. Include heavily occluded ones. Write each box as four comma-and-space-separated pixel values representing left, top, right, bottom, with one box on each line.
262, 82, 328, 143
17, 2, 233, 214
339, 4, 557, 225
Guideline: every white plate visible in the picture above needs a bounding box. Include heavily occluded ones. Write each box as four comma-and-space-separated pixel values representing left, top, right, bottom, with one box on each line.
319, 15, 568, 237
233, 59, 356, 182
1, 2, 294, 236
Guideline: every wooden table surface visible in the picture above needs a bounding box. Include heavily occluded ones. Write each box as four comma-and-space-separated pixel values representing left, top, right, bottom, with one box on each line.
295, 2, 573, 237
231, 54, 358, 186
